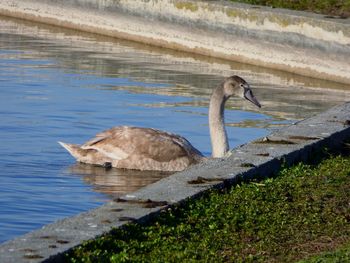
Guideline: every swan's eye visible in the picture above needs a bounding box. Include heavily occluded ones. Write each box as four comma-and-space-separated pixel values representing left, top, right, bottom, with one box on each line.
240, 83, 248, 90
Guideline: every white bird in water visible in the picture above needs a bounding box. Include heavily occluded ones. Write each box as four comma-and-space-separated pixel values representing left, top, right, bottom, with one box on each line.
59, 75, 261, 172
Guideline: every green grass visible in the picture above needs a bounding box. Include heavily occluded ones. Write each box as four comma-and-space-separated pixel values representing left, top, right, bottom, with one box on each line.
67, 150, 350, 262
299, 242, 350, 262
230, 0, 350, 17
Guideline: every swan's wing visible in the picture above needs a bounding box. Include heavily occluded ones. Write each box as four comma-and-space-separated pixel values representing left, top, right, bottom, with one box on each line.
81, 127, 129, 160
81, 126, 202, 162
82, 129, 115, 147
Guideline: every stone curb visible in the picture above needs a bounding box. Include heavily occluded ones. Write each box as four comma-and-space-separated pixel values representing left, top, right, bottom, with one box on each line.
0, 102, 349, 262
0, 0, 349, 84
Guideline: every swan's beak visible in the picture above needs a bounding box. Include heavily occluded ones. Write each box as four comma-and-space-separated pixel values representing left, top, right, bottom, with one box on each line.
244, 89, 261, 108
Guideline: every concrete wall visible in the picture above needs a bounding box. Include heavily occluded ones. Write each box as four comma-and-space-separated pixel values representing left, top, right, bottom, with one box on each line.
1, 0, 350, 84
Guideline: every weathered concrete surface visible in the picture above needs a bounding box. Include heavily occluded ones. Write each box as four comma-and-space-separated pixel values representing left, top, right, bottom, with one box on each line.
0, 0, 350, 84
0, 102, 349, 263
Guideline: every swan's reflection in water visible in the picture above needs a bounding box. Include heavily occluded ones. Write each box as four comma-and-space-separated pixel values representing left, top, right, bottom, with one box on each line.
68, 164, 173, 197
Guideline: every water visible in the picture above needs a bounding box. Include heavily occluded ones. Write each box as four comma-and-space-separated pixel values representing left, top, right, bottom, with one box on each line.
0, 16, 349, 244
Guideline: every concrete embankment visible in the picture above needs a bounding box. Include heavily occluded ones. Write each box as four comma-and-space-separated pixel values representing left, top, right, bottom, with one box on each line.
0, 0, 350, 84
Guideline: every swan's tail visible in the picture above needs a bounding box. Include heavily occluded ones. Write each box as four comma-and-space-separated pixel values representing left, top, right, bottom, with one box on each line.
58, 141, 85, 161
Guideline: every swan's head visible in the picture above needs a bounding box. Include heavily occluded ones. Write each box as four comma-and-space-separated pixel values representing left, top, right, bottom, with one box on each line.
223, 75, 261, 108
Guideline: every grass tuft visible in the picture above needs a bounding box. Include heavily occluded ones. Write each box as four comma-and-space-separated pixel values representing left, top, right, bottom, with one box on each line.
230, 0, 350, 17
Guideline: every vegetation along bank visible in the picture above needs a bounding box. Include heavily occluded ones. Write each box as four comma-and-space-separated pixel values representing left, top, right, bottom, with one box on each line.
68, 146, 350, 262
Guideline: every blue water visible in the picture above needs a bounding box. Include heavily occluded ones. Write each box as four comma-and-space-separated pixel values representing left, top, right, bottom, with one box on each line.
2, 17, 348, 244
0, 40, 269, 244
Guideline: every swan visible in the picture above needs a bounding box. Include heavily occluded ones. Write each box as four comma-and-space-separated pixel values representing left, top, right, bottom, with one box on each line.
59, 75, 261, 172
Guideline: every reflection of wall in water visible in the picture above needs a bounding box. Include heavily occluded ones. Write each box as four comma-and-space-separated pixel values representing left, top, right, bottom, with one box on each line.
1, 16, 350, 122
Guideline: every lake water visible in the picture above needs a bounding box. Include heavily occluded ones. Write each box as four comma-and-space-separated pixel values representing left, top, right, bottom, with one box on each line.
1, 15, 349, 244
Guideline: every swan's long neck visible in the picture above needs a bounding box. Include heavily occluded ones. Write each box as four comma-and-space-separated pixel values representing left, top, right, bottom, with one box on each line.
209, 84, 229, 158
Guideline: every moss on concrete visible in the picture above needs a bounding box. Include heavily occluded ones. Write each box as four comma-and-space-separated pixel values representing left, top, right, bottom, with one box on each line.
174, 1, 199, 12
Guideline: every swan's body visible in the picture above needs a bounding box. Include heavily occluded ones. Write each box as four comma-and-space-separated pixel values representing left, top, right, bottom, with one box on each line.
59, 126, 204, 171
59, 75, 261, 171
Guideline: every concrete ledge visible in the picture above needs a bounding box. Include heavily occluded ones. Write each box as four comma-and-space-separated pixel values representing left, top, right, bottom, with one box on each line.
0, 0, 350, 84
0, 102, 349, 262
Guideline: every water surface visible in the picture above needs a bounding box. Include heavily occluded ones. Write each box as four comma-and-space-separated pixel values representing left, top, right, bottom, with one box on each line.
1, 16, 349, 243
